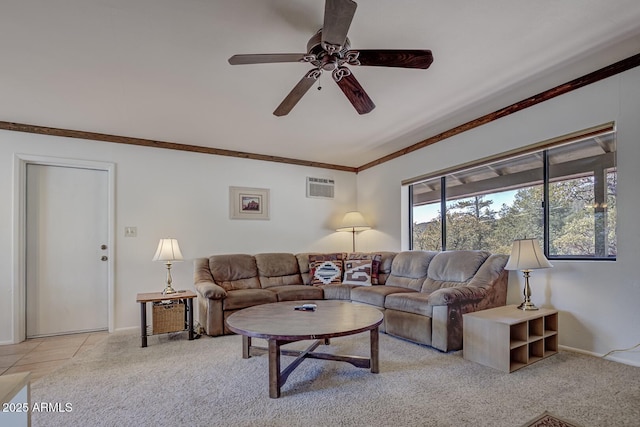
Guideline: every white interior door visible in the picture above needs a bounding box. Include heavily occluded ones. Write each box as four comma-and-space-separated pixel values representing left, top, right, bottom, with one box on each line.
26, 164, 109, 337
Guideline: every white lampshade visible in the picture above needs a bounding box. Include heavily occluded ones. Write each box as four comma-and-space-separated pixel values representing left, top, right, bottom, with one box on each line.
152, 238, 184, 262
336, 211, 371, 232
505, 238, 553, 271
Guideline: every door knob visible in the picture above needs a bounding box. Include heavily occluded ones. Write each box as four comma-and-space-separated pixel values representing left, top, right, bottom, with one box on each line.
101, 256, 108, 261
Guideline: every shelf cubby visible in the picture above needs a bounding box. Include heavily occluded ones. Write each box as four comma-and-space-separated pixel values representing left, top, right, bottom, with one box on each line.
463, 305, 559, 372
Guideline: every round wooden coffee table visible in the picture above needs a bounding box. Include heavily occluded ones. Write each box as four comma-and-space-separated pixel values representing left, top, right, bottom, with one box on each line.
226, 300, 383, 398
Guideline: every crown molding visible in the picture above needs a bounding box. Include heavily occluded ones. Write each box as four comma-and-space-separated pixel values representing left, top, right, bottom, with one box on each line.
1, 52, 638, 174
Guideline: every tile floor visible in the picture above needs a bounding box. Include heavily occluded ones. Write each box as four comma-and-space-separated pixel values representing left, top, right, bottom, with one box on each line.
0, 331, 109, 381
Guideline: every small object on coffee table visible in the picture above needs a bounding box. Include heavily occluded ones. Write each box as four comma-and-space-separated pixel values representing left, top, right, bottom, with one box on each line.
294, 303, 317, 311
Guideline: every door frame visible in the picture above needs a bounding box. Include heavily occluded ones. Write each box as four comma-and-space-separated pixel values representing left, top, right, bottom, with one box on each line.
12, 154, 115, 343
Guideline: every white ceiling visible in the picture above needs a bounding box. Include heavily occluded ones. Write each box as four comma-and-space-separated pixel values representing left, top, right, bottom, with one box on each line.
2, 0, 640, 169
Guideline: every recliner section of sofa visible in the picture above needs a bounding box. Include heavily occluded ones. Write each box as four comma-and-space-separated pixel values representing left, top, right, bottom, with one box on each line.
194, 250, 508, 351
382, 251, 508, 351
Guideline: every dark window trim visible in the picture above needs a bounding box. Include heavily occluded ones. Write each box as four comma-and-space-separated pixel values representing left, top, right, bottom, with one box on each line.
402, 123, 614, 187
441, 176, 447, 251
543, 150, 550, 256
409, 124, 617, 261
408, 188, 414, 249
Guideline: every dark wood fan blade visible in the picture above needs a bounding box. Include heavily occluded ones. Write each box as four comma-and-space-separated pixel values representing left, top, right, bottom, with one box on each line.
335, 72, 375, 115
228, 53, 307, 65
322, 0, 357, 49
355, 49, 434, 69
273, 73, 318, 116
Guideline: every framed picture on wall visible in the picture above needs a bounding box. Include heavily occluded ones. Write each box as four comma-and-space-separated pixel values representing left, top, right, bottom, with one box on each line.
229, 186, 270, 220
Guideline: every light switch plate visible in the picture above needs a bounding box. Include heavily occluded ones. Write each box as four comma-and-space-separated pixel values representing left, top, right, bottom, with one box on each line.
124, 226, 137, 237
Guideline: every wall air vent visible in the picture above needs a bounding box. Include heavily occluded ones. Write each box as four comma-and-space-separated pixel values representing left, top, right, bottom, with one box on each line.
306, 177, 335, 199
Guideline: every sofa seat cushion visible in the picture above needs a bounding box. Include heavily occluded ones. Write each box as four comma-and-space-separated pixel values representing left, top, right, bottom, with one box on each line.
320, 284, 358, 300
351, 286, 416, 308
384, 292, 433, 317
222, 289, 277, 311
267, 285, 323, 302
255, 253, 303, 288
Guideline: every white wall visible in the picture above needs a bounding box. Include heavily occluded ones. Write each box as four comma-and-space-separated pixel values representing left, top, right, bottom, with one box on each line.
0, 132, 357, 342
2, 67, 639, 368
357, 66, 640, 366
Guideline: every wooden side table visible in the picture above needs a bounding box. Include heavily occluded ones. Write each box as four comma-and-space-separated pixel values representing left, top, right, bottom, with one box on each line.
135, 290, 196, 348
463, 305, 558, 372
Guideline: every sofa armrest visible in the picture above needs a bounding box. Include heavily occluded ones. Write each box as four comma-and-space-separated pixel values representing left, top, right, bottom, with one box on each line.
427, 286, 487, 306
194, 281, 227, 300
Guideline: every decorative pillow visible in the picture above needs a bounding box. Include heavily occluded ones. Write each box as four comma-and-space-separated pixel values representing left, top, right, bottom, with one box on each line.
343, 259, 373, 286
309, 253, 345, 286
346, 253, 383, 284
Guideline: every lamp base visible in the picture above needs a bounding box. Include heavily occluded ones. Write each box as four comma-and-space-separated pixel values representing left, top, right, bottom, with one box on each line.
162, 262, 177, 295
162, 285, 177, 295
517, 301, 539, 311
517, 270, 539, 310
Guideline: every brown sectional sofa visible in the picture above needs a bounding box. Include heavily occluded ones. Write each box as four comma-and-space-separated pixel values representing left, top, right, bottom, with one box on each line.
193, 250, 508, 351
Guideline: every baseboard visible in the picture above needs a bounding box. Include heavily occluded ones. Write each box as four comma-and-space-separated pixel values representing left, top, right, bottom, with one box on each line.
559, 345, 640, 368
0, 328, 116, 346
113, 326, 138, 333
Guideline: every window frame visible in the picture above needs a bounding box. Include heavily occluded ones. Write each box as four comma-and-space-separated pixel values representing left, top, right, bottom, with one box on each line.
407, 123, 616, 261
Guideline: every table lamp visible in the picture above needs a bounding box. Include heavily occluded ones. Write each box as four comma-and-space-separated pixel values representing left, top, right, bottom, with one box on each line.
152, 238, 184, 295
336, 211, 371, 252
505, 238, 553, 310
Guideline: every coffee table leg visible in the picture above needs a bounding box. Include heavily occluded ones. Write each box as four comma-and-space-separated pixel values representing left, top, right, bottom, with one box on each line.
268, 339, 281, 398
370, 327, 379, 373
242, 335, 251, 359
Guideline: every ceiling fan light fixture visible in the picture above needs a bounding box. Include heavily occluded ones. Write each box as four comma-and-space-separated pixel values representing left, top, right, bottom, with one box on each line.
227, 0, 433, 116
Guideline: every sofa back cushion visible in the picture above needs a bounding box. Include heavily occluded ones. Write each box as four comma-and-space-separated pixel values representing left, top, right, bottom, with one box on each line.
376, 251, 397, 285
255, 253, 303, 288
385, 251, 436, 291
208, 254, 261, 291
467, 253, 509, 289
421, 250, 490, 293
296, 253, 313, 285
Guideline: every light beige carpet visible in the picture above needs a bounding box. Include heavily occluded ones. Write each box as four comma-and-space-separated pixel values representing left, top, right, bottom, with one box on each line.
31, 330, 639, 426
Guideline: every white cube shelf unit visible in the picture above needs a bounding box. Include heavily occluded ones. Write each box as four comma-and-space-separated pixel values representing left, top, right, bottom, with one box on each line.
463, 305, 558, 372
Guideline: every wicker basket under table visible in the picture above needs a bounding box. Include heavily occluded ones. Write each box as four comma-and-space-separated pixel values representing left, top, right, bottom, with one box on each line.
152, 301, 186, 334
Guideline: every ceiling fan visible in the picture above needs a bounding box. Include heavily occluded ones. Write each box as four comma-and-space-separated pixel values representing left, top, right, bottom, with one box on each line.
228, 0, 433, 116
